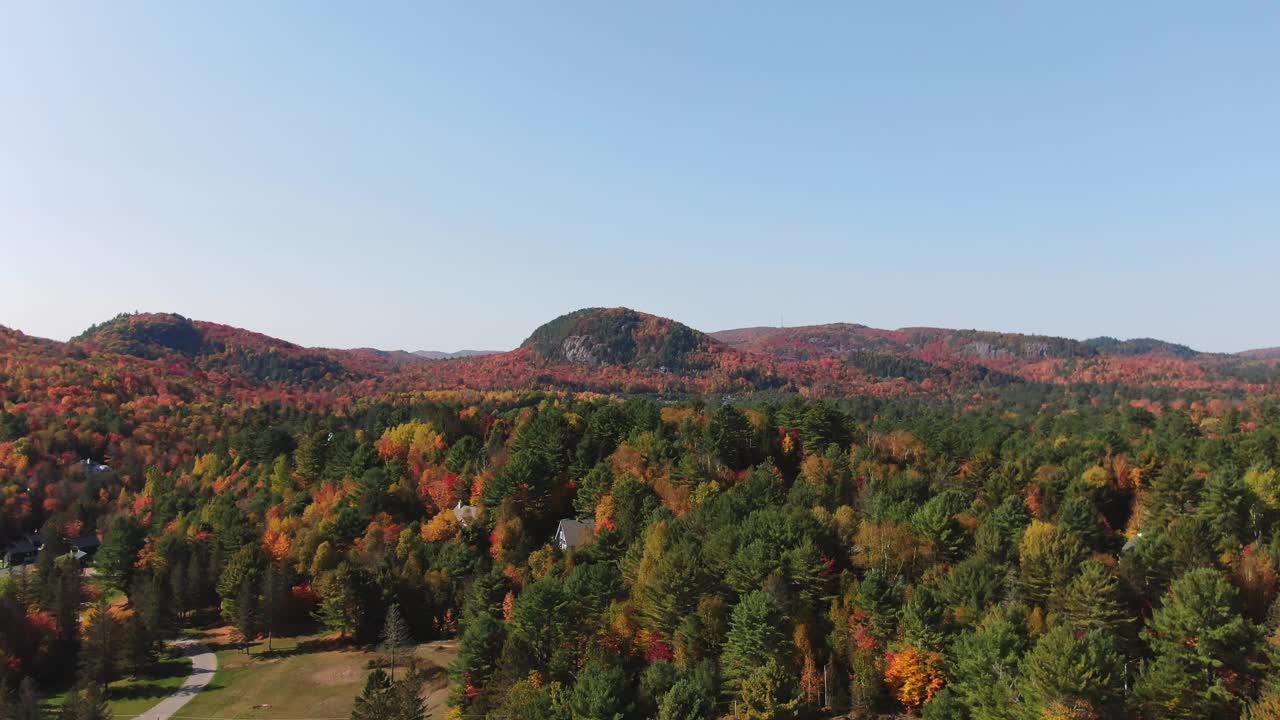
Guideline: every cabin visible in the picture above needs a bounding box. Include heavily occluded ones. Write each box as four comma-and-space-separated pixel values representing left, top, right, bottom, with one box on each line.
452, 500, 479, 527
555, 518, 595, 551
1, 532, 101, 568
67, 535, 101, 562
2, 537, 39, 568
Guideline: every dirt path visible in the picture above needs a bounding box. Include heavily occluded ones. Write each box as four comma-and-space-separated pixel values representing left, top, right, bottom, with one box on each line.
135, 640, 218, 720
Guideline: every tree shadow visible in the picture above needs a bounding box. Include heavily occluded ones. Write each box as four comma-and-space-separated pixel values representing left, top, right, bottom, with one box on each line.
252, 634, 353, 660
106, 658, 196, 702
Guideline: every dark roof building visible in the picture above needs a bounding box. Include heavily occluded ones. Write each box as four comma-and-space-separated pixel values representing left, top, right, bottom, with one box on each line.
2, 538, 39, 568
555, 518, 595, 550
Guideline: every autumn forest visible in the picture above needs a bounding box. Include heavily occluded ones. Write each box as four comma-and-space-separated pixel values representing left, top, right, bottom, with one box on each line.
3, 307, 1280, 720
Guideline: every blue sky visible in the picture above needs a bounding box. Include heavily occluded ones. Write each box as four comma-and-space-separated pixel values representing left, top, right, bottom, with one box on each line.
2, 2, 1277, 352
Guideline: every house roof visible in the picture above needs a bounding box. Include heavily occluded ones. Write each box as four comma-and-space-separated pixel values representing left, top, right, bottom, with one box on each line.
67, 536, 100, 550
556, 519, 595, 548
453, 501, 479, 524
5, 539, 37, 555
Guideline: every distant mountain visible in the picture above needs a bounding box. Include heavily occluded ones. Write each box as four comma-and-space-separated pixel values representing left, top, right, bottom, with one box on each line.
708, 322, 1272, 390
712, 324, 1203, 361
7, 308, 1273, 399
413, 349, 501, 360
1240, 347, 1280, 360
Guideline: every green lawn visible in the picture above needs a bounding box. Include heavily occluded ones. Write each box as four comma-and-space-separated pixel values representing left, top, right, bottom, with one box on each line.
44, 648, 192, 718
179, 628, 457, 719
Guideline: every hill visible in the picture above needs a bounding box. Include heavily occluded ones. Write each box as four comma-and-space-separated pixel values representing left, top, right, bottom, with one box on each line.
5, 309, 1276, 400
709, 323, 1267, 390
70, 312, 356, 385
1240, 347, 1280, 360
413, 349, 501, 360
520, 307, 719, 371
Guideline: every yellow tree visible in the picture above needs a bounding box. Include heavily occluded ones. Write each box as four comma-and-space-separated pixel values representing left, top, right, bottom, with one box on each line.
883, 645, 944, 714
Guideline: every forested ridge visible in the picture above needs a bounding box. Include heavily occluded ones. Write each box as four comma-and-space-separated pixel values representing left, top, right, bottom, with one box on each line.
2, 309, 1280, 719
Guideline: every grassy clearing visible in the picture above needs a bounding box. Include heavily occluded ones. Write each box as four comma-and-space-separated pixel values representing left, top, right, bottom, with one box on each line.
179, 627, 458, 720
43, 647, 192, 718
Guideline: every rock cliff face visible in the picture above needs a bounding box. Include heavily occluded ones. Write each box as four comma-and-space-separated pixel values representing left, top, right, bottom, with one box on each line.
520, 308, 718, 371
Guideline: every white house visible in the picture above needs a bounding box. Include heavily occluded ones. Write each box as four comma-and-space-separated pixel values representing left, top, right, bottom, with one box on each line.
555, 518, 595, 550
452, 500, 479, 527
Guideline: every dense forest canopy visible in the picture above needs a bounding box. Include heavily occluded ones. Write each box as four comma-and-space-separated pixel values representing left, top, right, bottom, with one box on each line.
2, 308, 1280, 720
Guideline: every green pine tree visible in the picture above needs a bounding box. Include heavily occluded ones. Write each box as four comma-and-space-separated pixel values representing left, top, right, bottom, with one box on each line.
121, 611, 158, 677
233, 578, 259, 654
388, 674, 425, 720
77, 684, 111, 720
1018, 625, 1123, 718
946, 613, 1026, 720
57, 686, 82, 720
657, 679, 715, 720
351, 669, 393, 720
565, 664, 632, 720
261, 562, 288, 652
1060, 560, 1130, 637
79, 599, 121, 693
1137, 568, 1264, 718
721, 591, 788, 698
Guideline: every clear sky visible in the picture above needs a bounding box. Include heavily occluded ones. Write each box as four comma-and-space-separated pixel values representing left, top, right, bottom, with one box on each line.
2, 2, 1277, 353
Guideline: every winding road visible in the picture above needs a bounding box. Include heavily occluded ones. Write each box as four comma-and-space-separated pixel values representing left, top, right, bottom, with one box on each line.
136, 640, 218, 720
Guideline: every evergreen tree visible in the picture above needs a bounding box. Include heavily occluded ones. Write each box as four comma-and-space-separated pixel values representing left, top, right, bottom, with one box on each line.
1019, 626, 1123, 718
56, 686, 82, 720
169, 559, 188, 623
1060, 560, 1130, 637
657, 679, 715, 720
946, 614, 1026, 720
94, 518, 146, 593
1131, 655, 1201, 720
121, 611, 158, 676
314, 564, 360, 640
217, 545, 264, 625
380, 603, 412, 681
565, 664, 632, 720
52, 555, 85, 649
387, 672, 425, 720
1137, 567, 1264, 718
261, 562, 288, 652
79, 600, 121, 693
131, 574, 175, 641
1057, 493, 1104, 549
899, 584, 947, 650
1200, 468, 1255, 548
232, 579, 259, 654
721, 591, 788, 698
35, 533, 68, 609
707, 405, 757, 471
912, 493, 967, 562
1018, 520, 1087, 608
185, 552, 207, 612
78, 684, 111, 720
448, 611, 504, 706
734, 659, 799, 720
351, 670, 393, 720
